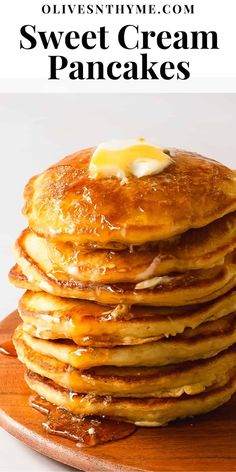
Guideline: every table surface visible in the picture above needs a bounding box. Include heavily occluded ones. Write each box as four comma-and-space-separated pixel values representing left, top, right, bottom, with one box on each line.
0, 92, 236, 471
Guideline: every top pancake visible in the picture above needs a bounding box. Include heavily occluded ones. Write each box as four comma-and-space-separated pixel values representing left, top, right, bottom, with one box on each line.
23, 148, 236, 245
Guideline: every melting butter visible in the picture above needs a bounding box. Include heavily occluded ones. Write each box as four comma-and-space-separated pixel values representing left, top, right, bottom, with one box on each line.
89, 139, 173, 179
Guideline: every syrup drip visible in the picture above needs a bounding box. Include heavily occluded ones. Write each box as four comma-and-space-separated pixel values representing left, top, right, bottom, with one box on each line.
30, 395, 136, 447
0, 339, 17, 357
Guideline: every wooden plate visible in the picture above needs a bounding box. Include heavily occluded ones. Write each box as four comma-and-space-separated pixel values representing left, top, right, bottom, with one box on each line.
1, 311, 236, 472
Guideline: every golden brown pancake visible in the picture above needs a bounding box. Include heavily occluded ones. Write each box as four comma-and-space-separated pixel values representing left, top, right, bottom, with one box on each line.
18, 290, 236, 347
10, 244, 236, 305
8, 264, 41, 292
25, 369, 236, 426
14, 326, 236, 398
9, 265, 40, 291
23, 148, 236, 245
16, 212, 236, 283
19, 313, 236, 369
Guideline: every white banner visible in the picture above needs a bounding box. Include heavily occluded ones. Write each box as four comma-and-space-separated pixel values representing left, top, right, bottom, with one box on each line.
0, 0, 236, 92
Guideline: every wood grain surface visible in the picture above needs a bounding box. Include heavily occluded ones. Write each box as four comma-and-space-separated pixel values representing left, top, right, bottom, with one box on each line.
1, 311, 236, 472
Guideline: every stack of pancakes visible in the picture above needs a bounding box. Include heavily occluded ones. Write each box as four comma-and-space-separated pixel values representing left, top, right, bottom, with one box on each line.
11, 147, 236, 426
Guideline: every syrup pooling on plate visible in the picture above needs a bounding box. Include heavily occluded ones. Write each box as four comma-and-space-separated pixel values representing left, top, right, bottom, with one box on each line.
0, 339, 17, 357
30, 395, 136, 447
29, 394, 52, 415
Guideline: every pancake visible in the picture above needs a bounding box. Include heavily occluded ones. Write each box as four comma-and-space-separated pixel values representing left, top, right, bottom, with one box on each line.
11, 240, 236, 305
19, 313, 236, 369
19, 290, 236, 347
25, 369, 236, 426
23, 148, 236, 245
9, 264, 41, 292
16, 212, 236, 283
14, 326, 236, 398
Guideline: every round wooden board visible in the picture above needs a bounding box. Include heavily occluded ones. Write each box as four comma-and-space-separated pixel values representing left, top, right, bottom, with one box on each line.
1, 312, 236, 472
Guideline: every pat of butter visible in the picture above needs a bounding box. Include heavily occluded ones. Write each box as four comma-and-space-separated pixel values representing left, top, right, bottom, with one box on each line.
89, 139, 173, 179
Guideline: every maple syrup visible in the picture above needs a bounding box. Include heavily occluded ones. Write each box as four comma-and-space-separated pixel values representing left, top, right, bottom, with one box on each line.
30, 395, 136, 447
0, 339, 17, 357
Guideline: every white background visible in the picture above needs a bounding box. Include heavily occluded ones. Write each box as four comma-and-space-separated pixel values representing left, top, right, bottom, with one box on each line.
0, 92, 236, 471
1, 0, 236, 92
